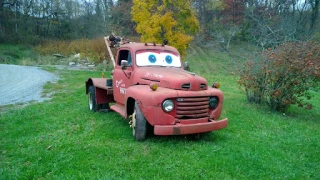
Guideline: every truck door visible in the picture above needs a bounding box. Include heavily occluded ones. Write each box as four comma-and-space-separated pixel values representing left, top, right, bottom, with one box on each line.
113, 49, 133, 105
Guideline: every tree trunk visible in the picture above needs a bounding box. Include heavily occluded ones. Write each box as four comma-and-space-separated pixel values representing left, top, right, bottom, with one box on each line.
310, 0, 320, 33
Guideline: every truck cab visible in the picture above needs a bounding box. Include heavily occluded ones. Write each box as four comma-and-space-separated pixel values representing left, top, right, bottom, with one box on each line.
86, 40, 228, 141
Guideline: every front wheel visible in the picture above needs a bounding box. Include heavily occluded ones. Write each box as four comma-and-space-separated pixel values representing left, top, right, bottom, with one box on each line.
132, 102, 147, 141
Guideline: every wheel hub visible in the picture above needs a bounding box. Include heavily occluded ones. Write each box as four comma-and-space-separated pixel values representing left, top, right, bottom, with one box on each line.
130, 111, 136, 136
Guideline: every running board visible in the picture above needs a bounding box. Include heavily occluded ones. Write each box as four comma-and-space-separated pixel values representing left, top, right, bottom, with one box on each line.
110, 103, 126, 118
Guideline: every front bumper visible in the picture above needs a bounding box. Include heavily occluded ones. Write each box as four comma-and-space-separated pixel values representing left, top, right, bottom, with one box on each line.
154, 118, 228, 135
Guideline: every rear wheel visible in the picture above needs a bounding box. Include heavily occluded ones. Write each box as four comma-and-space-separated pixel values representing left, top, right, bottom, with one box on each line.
132, 102, 147, 141
88, 86, 98, 112
88, 86, 110, 112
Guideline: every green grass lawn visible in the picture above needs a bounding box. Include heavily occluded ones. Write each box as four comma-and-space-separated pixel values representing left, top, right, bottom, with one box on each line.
0, 46, 319, 179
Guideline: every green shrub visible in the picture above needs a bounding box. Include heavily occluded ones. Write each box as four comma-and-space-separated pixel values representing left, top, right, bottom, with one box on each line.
238, 42, 320, 112
0, 44, 38, 64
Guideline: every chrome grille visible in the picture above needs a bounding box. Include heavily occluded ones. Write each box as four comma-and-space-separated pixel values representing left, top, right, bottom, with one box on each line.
176, 97, 209, 119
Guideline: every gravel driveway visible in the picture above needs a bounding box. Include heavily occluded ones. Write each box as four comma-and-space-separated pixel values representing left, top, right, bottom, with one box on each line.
0, 64, 57, 106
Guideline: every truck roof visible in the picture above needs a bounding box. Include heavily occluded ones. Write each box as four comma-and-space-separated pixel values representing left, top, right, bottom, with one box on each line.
120, 42, 180, 55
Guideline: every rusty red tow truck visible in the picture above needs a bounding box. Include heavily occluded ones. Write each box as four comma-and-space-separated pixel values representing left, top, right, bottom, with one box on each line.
85, 36, 228, 141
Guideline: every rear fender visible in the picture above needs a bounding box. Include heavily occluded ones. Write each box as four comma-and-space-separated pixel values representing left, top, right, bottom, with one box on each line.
85, 78, 114, 105
85, 78, 94, 94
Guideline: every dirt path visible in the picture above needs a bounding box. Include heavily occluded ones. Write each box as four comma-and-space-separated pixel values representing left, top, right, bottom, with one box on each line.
0, 64, 57, 106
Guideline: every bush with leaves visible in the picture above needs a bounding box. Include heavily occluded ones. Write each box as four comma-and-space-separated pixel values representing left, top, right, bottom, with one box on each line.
238, 42, 320, 112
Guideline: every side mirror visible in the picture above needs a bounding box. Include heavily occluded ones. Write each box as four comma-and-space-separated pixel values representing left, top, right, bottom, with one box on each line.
184, 61, 190, 71
121, 60, 128, 69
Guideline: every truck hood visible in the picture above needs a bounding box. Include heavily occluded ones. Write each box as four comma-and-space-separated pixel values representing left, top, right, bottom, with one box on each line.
132, 67, 208, 91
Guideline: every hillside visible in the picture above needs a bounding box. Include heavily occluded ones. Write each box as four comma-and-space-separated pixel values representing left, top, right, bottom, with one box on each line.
0, 44, 319, 179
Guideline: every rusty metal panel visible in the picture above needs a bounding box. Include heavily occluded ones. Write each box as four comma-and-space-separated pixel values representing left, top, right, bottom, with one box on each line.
154, 118, 228, 135
95, 87, 114, 104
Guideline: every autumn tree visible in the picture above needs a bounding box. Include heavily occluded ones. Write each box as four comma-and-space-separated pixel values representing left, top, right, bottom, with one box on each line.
217, 0, 245, 48
131, 0, 199, 59
109, 0, 135, 35
192, 0, 245, 49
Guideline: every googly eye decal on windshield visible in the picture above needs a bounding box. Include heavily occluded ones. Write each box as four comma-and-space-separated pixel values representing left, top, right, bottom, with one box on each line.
148, 54, 157, 63
136, 51, 181, 67
165, 55, 172, 64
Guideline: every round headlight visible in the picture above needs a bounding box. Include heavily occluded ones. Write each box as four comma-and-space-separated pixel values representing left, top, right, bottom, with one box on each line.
209, 96, 219, 109
162, 99, 174, 112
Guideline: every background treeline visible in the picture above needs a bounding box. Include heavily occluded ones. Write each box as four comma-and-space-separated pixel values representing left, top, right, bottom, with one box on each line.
194, 0, 320, 49
1, 0, 319, 47
0, 0, 134, 44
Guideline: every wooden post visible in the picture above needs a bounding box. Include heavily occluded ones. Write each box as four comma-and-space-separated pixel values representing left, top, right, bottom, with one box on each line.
104, 37, 116, 68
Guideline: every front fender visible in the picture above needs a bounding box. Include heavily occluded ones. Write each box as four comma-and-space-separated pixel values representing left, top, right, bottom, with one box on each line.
125, 85, 225, 126
126, 85, 178, 106
125, 85, 178, 125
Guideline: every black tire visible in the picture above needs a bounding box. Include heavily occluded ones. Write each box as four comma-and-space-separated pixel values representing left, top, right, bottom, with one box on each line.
100, 103, 110, 110
133, 102, 147, 141
88, 86, 98, 112
88, 86, 110, 112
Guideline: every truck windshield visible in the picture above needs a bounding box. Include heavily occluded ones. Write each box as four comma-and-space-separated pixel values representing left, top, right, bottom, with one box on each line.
136, 50, 181, 67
